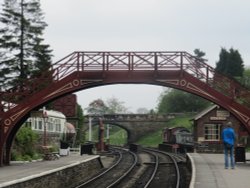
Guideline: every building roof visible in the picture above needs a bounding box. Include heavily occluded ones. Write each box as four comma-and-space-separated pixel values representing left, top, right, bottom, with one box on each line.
31, 110, 66, 119
192, 105, 218, 121
45, 110, 66, 119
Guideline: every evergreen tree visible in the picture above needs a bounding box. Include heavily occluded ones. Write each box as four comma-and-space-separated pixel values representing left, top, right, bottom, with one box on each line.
228, 48, 244, 77
194, 48, 206, 58
0, 0, 52, 90
215, 48, 228, 75
215, 48, 244, 78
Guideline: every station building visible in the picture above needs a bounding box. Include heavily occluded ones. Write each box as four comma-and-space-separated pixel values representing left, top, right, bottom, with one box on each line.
27, 110, 76, 147
192, 105, 249, 153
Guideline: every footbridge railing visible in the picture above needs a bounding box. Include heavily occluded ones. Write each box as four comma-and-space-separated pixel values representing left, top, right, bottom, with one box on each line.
1, 51, 250, 112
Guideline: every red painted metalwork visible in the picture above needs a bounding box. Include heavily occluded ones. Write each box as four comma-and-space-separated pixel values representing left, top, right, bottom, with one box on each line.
98, 118, 105, 152
0, 51, 250, 166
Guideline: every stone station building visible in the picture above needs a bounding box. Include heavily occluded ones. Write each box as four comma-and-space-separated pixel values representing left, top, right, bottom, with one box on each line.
192, 105, 249, 153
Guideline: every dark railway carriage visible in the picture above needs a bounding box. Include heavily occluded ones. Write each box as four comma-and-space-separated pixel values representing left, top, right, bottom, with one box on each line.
159, 127, 194, 153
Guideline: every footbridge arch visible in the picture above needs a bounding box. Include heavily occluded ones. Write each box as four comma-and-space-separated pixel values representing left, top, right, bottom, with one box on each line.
1, 51, 250, 165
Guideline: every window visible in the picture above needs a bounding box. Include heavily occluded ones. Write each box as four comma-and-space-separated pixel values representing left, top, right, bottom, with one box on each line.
48, 122, 53, 132
204, 124, 221, 141
33, 118, 37, 129
55, 119, 61, 132
38, 120, 43, 130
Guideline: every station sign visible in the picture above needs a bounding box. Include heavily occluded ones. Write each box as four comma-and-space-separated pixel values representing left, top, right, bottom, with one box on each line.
210, 116, 227, 121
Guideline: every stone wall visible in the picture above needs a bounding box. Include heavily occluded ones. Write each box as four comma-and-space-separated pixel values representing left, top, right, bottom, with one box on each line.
3, 156, 103, 188
102, 121, 168, 144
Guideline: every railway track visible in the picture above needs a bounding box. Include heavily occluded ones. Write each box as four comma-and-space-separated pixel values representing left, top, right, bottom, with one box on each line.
137, 148, 181, 188
75, 147, 138, 188
75, 146, 190, 188
130, 149, 159, 188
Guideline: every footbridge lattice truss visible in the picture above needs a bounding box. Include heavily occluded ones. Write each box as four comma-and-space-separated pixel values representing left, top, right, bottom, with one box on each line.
0, 51, 250, 165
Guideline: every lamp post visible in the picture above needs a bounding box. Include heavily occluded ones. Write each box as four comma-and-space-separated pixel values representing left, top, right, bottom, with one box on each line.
42, 107, 48, 147
106, 124, 110, 145
84, 108, 93, 142
99, 118, 105, 151
85, 105, 105, 151
88, 116, 92, 142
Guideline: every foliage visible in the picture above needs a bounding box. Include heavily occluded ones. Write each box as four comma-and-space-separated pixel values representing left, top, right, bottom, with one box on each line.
167, 114, 194, 130
75, 104, 85, 146
105, 96, 128, 113
11, 125, 40, 161
136, 129, 163, 147
87, 99, 108, 115
136, 107, 149, 114
136, 114, 193, 147
87, 97, 128, 114
237, 67, 250, 89
157, 89, 210, 113
85, 124, 127, 145
108, 127, 127, 146
0, 0, 52, 90
193, 48, 206, 58
215, 48, 244, 78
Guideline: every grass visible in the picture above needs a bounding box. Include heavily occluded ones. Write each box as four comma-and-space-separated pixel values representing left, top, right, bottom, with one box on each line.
167, 114, 193, 130
136, 114, 194, 147
136, 129, 163, 147
109, 129, 127, 146
86, 126, 127, 146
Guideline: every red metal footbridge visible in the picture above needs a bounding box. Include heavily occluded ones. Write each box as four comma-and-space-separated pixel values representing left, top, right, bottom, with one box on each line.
1, 51, 250, 165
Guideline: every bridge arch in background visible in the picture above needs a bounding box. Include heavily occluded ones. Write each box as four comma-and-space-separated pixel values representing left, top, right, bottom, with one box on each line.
86, 121, 129, 145
1, 51, 250, 166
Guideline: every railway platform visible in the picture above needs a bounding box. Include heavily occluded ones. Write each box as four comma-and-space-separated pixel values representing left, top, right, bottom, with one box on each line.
188, 152, 250, 188
0, 154, 102, 187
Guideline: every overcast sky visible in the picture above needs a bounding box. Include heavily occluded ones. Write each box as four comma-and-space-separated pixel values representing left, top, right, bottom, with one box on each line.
1, 0, 250, 112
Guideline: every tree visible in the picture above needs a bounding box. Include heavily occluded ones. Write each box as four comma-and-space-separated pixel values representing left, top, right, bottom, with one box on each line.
157, 89, 210, 113
87, 99, 108, 115
11, 125, 39, 161
74, 104, 85, 146
136, 107, 149, 114
86, 97, 129, 114
194, 48, 206, 58
242, 68, 250, 88
105, 96, 128, 114
0, 0, 52, 90
215, 48, 244, 78
228, 48, 244, 77
193, 49, 206, 76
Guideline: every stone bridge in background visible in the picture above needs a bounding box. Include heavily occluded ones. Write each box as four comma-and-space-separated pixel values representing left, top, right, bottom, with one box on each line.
84, 114, 176, 143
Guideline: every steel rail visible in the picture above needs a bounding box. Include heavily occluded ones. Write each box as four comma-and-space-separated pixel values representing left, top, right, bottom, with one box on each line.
142, 150, 159, 188
106, 149, 138, 188
75, 149, 122, 188
145, 148, 181, 188
75, 147, 138, 188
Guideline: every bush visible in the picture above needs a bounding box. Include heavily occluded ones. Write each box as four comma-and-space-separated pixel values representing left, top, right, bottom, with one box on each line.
11, 125, 40, 161
22, 155, 32, 162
